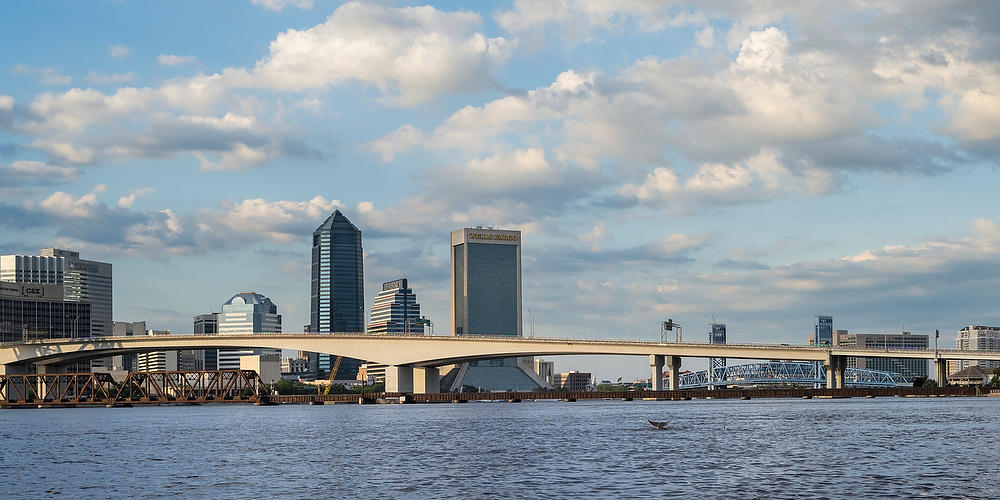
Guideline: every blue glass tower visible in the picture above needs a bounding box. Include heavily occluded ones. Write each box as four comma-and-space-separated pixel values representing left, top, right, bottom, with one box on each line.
814, 315, 833, 345
309, 210, 364, 379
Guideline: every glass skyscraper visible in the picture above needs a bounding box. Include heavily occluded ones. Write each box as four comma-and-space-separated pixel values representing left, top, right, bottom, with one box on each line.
814, 315, 833, 345
309, 210, 364, 379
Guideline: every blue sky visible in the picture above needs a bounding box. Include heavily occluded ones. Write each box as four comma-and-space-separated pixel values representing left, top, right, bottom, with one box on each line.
2, 1, 999, 379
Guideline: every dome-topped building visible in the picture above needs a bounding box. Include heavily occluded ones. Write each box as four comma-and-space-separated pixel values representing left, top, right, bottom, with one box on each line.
217, 291, 282, 370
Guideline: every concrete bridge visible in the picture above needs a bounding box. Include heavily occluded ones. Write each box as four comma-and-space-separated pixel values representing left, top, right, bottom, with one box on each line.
2, 334, 998, 393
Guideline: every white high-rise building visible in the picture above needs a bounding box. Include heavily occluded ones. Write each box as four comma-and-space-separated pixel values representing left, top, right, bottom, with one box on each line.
217, 292, 282, 370
367, 278, 423, 334
954, 325, 1000, 372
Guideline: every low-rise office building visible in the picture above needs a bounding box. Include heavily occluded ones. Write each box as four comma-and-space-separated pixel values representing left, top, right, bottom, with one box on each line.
836, 330, 928, 381
281, 357, 310, 374
554, 371, 591, 392
241, 353, 281, 384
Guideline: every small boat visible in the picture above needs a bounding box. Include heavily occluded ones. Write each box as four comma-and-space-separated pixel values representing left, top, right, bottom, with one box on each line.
648, 419, 669, 429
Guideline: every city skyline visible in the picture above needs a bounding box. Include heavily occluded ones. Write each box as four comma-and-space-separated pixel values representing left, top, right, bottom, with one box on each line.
1, 1, 999, 379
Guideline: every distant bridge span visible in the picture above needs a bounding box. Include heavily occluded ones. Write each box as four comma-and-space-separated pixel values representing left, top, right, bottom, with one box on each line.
2, 334, 997, 393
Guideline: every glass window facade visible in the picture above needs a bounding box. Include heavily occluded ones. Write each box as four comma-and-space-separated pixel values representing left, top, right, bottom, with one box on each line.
308, 210, 364, 379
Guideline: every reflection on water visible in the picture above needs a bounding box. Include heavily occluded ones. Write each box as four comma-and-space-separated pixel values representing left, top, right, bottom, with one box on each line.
1, 397, 998, 498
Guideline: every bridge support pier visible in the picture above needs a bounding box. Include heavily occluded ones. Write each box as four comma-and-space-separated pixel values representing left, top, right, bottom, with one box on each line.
385, 365, 414, 393
835, 356, 845, 389
650, 355, 664, 391
934, 358, 948, 386
413, 367, 440, 394
666, 356, 681, 391
826, 356, 847, 389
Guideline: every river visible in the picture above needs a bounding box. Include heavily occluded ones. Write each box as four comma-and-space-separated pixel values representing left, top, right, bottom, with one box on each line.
1, 397, 998, 498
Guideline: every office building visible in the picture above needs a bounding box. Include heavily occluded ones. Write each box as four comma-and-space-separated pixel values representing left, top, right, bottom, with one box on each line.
953, 325, 1000, 372
240, 353, 281, 384
217, 292, 282, 370
553, 371, 591, 391
308, 210, 364, 379
137, 350, 179, 372
836, 330, 929, 381
134, 329, 202, 371
0, 282, 90, 343
110, 321, 146, 371
281, 357, 309, 374
533, 359, 554, 386
812, 315, 833, 345
1, 249, 112, 337
367, 278, 423, 335
194, 313, 219, 370
443, 227, 544, 392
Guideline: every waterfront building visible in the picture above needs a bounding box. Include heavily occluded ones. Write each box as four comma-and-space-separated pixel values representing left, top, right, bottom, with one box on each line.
443, 227, 544, 392
355, 362, 386, 383
356, 363, 378, 384
135, 329, 206, 371
217, 292, 282, 370
366, 278, 424, 334
307, 210, 364, 379
953, 325, 1000, 372
240, 353, 281, 384
836, 330, 929, 380
281, 357, 309, 374
0, 249, 112, 337
194, 313, 219, 370
137, 350, 179, 372
946, 366, 993, 386
0, 282, 91, 343
110, 321, 146, 371
533, 359, 554, 386
553, 371, 591, 391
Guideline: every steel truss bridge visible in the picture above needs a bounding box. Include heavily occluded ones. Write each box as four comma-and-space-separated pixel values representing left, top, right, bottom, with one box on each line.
680, 361, 909, 388
0, 369, 271, 407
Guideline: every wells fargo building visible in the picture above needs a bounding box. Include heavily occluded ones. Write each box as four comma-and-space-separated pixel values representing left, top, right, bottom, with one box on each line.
447, 228, 543, 391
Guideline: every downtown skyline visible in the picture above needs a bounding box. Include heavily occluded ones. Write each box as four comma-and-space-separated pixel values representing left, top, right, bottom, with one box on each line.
1, 1, 999, 379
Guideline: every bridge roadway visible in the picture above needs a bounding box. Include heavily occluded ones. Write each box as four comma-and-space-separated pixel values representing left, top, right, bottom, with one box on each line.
2, 333, 998, 393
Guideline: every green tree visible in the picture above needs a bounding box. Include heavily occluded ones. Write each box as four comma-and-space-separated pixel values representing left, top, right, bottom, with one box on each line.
922, 379, 938, 388
272, 379, 319, 395
350, 382, 384, 394
596, 383, 630, 392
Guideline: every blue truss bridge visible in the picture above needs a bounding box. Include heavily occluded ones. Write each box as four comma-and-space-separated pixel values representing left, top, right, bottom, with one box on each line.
680, 361, 909, 389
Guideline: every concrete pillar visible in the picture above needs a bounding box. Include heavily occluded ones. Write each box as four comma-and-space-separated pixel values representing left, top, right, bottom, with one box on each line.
666, 356, 681, 391
650, 355, 664, 391
413, 367, 440, 394
834, 356, 846, 389
385, 365, 414, 393
36, 364, 50, 400
934, 358, 948, 386
825, 358, 836, 389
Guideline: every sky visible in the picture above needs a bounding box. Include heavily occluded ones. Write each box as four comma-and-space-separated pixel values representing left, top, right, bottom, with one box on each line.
1, 0, 999, 380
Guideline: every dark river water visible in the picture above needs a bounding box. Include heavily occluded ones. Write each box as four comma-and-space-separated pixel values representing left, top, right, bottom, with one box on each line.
1, 397, 998, 499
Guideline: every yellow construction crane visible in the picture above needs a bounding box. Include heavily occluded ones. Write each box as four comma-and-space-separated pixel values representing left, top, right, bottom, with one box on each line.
322, 356, 344, 395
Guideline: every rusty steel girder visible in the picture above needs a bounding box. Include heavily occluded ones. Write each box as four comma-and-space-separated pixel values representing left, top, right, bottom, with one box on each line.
0, 369, 270, 407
